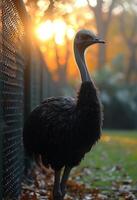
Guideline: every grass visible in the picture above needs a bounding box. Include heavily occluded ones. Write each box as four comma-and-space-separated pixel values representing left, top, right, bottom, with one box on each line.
73, 130, 137, 188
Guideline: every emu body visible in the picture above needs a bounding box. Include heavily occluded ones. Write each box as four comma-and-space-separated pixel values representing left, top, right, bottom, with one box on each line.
23, 29, 104, 200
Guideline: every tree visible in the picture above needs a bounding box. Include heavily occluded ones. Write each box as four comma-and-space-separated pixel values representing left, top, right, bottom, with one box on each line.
119, 2, 137, 81
87, 0, 117, 69
53, 30, 71, 94
24, 0, 74, 95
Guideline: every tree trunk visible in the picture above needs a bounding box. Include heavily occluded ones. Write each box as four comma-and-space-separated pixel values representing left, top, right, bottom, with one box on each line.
98, 44, 106, 68
126, 46, 137, 81
87, 0, 116, 70
96, 20, 107, 69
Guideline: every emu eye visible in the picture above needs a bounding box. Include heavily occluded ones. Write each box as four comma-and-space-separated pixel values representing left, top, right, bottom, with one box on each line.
80, 34, 92, 40
81, 35, 88, 40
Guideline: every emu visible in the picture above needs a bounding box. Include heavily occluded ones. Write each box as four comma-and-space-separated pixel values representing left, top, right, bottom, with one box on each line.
23, 29, 104, 200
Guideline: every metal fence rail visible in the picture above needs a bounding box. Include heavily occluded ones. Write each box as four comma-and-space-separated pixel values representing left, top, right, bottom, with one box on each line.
0, 0, 55, 199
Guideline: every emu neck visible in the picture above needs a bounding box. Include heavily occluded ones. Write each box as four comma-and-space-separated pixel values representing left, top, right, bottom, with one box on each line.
74, 43, 91, 82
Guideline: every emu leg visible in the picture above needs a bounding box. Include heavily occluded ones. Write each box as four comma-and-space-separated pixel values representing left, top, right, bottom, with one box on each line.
34, 154, 41, 167
24, 154, 35, 184
60, 166, 71, 198
53, 169, 62, 200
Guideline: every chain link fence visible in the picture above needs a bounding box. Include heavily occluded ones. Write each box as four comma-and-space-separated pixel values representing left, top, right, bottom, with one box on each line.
0, 0, 56, 199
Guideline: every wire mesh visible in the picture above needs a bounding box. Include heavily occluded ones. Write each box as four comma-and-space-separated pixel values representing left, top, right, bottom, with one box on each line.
0, 0, 26, 198
0, 0, 55, 199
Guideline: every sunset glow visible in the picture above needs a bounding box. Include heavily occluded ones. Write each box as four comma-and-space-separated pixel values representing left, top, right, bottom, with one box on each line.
33, 0, 97, 77
35, 20, 53, 41
35, 19, 75, 45
66, 26, 75, 40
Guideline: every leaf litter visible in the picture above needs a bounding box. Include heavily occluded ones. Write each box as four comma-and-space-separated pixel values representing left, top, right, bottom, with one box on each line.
20, 165, 137, 200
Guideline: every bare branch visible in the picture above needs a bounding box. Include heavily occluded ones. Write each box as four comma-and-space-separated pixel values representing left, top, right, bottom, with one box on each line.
43, 0, 55, 19
105, 0, 117, 30
108, 0, 116, 19
87, 0, 96, 12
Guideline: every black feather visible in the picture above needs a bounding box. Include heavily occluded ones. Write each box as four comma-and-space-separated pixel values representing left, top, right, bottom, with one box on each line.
23, 81, 102, 170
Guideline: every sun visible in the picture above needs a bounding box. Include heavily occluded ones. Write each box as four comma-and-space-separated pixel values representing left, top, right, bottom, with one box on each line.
35, 20, 53, 41
35, 19, 75, 45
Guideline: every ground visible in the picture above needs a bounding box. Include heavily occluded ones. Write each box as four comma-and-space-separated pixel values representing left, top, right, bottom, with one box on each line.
21, 131, 137, 200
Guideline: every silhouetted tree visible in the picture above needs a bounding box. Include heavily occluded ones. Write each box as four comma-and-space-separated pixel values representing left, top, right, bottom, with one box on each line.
87, 0, 117, 69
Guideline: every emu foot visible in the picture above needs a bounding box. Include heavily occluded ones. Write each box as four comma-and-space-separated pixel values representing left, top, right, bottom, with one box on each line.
53, 195, 63, 200
60, 185, 67, 198
53, 190, 63, 200
53, 192, 63, 200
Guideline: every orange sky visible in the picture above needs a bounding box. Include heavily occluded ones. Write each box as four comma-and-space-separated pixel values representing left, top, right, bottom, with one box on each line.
31, 2, 96, 80
25, 0, 128, 82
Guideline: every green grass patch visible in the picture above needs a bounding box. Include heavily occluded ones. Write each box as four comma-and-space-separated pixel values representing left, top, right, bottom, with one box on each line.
73, 130, 137, 188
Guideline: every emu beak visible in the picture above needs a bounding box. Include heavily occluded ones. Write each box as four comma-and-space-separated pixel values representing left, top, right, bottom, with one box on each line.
94, 37, 105, 44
